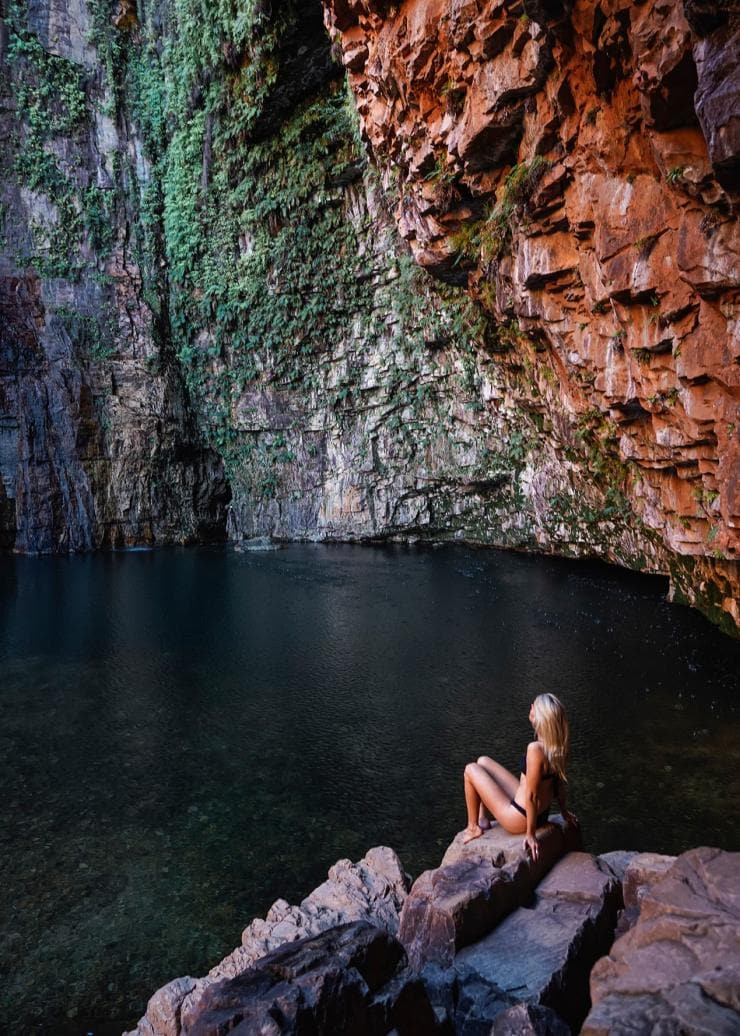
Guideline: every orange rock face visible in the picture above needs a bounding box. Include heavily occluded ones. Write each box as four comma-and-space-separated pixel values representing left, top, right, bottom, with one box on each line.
324, 0, 740, 633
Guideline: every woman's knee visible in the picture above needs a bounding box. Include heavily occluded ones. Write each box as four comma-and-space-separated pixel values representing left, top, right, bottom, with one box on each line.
477, 755, 495, 768
464, 762, 479, 781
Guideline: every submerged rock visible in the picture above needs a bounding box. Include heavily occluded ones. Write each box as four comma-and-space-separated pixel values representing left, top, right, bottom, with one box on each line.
234, 536, 283, 552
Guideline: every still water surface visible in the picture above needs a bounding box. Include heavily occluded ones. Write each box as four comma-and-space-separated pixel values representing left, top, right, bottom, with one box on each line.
1, 544, 738, 1032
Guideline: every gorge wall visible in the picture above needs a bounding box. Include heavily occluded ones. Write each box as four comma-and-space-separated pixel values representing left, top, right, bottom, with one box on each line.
0, 0, 231, 550
0, 0, 738, 633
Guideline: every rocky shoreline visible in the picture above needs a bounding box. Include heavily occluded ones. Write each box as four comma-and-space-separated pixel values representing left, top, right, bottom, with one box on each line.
125, 820, 739, 1034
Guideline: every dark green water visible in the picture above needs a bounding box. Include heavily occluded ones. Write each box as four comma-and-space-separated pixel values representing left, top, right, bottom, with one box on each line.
1, 544, 738, 1033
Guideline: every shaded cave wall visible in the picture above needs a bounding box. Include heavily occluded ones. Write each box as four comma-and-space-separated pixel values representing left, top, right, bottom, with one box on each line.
0, 0, 737, 633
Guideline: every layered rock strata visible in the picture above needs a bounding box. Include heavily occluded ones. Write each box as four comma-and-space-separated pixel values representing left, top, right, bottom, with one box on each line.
1, 0, 738, 632
324, 0, 740, 633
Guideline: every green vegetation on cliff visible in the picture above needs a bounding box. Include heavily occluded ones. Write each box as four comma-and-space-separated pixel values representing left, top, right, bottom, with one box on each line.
4, 2, 115, 278
0, 0, 651, 556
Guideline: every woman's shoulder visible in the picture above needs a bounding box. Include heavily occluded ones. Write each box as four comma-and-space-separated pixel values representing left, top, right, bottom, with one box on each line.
526, 740, 547, 761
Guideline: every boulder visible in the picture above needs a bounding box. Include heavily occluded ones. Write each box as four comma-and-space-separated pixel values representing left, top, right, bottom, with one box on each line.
399, 855, 524, 971
441, 815, 582, 870
454, 852, 621, 1032
141, 978, 197, 1036
619, 850, 676, 929
582, 847, 740, 1035
125, 846, 409, 1036
400, 817, 581, 969
179, 920, 444, 1036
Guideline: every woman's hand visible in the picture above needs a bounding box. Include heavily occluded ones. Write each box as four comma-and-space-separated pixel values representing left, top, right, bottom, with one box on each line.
524, 834, 539, 861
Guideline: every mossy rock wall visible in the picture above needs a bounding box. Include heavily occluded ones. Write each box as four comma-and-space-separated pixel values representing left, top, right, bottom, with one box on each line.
0, 0, 734, 632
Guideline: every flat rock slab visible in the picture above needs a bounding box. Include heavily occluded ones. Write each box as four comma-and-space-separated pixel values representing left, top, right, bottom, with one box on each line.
441, 815, 582, 871
582, 847, 740, 1035
400, 816, 582, 970
454, 853, 620, 1032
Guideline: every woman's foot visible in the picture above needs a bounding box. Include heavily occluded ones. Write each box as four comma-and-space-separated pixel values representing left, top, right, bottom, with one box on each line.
478, 814, 491, 830
462, 824, 483, 844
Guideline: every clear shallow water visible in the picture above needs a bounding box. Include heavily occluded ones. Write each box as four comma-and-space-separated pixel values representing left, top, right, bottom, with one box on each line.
1, 543, 738, 1033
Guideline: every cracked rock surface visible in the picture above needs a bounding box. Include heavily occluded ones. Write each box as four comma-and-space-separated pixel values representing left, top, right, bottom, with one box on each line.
324, 0, 740, 633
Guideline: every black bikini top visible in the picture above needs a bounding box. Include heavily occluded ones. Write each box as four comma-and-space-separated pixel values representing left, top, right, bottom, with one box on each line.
519, 750, 559, 789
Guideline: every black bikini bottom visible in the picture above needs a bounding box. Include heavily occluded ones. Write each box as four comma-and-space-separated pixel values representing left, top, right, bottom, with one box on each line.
511, 799, 550, 827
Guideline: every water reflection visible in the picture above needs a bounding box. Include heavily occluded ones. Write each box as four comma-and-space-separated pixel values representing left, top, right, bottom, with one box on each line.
0, 544, 738, 1033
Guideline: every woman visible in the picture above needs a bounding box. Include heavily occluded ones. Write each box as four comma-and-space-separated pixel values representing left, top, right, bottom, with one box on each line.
462, 693, 578, 860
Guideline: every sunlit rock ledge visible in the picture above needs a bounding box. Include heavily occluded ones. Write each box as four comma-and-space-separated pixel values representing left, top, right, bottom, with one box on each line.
125, 822, 739, 1035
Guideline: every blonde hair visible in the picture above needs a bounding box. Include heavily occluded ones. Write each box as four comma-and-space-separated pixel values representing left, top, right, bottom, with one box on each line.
532, 693, 569, 782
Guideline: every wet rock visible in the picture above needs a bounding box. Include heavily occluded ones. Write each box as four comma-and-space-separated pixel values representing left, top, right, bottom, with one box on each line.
455, 852, 621, 1032
399, 817, 582, 969
582, 846, 740, 1034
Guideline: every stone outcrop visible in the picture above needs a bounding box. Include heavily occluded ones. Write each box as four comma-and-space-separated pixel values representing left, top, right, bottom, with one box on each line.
399, 816, 582, 968
125, 846, 410, 1036
1, 0, 737, 633
125, 833, 740, 1036
454, 851, 621, 1031
583, 846, 740, 1034
181, 921, 443, 1036
323, 0, 740, 634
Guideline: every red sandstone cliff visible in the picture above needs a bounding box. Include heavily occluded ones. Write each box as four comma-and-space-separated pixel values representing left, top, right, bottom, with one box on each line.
324, 0, 740, 632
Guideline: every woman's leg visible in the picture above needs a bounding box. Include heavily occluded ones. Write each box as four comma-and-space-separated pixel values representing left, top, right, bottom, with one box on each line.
463, 762, 526, 843
476, 756, 519, 798
475, 756, 519, 828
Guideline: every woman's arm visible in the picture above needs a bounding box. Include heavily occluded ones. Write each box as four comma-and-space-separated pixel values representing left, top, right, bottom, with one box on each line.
556, 779, 579, 828
523, 743, 544, 861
